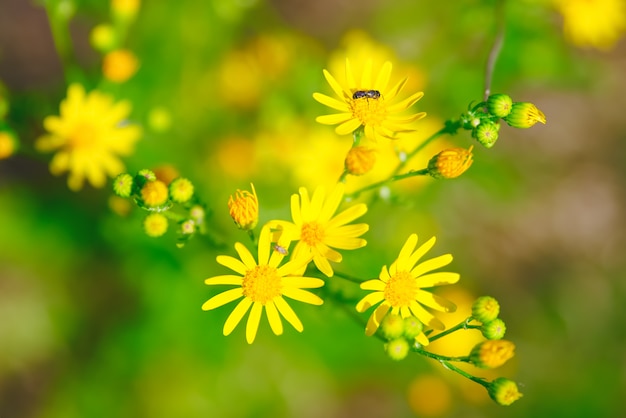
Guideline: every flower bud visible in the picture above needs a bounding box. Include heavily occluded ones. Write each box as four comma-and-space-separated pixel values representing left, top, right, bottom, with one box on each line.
486, 94, 513, 118
148, 107, 172, 133
381, 314, 405, 340
472, 296, 500, 323
111, 0, 140, 21
170, 177, 194, 203
181, 219, 195, 235
488, 377, 523, 406
228, 183, 258, 230
345, 146, 376, 176
472, 121, 500, 148
90, 24, 117, 52
141, 180, 169, 207
504, 102, 546, 129
112, 173, 133, 197
403, 316, 424, 340
137, 169, 156, 182
144, 213, 168, 237
190, 205, 205, 224
0, 130, 18, 160
428, 146, 474, 179
481, 318, 506, 340
385, 338, 410, 361
103, 49, 139, 83
470, 340, 515, 369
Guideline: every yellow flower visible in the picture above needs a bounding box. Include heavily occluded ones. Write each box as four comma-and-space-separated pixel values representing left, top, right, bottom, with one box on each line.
313, 59, 426, 142
428, 146, 474, 179
103, 49, 139, 83
228, 183, 259, 230
202, 225, 324, 344
356, 234, 460, 346
554, 0, 626, 50
470, 340, 516, 369
345, 145, 376, 176
0, 131, 18, 159
141, 180, 169, 207
144, 213, 168, 237
268, 183, 368, 277
35, 84, 141, 191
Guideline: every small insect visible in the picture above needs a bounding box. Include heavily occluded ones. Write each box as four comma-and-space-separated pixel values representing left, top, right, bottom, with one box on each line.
352, 89, 381, 100
273, 244, 288, 256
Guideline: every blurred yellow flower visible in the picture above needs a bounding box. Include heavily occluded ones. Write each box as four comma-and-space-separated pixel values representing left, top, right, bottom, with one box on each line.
35, 84, 141, 191
356, 234, 459, 346
313, 59, 426, 142
268, 183, 369, 277
0, 131, 17, 159
103, 49, 139, 83
202, 225, 324, 344
554, 0, 626, 50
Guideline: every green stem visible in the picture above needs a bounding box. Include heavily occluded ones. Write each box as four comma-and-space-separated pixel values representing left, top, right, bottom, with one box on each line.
247, 229, 257, 246
440, 360, 490, 388
428, 318, 480, 342
483, 0, 506, 101
332, 270, 365, 284
346, 168, 429, 199
44, 0, 80, 83
413, 347, 469, 363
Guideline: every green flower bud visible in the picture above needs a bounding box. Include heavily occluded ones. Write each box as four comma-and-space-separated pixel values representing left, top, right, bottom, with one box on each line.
170, 177, 194, 203
112, 173, 133, 197
487, 94, 513, 118
403, 316, 424, 340
481, 318, 506, 340
488, 377, 523, 406
385, 338, 410, 361
381, 314, 405, 340
504, 102, 546, 129
472, 121, 500, 148
90, 24, 117, 52
472, 296, 500, 323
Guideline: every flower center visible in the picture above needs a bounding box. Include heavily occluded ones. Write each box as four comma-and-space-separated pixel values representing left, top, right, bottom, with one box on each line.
301, 221, 325, 246
350, 96, 386, 126
242, 264, 282, 304
384, 270, 418, 308
68, 122, 97, 150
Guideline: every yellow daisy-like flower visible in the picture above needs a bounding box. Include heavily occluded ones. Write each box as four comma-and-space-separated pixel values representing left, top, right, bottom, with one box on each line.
202, 225, 324, 344
356, 234, 460, 346
554, 0, 626, 50
313, 59, 426, 142
35, 84, 141, 191
268, 183, 368, 278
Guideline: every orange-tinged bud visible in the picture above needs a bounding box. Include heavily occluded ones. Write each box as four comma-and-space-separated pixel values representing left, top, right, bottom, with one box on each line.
228, 183, 258, 230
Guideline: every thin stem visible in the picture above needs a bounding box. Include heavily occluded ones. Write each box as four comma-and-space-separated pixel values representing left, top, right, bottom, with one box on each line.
483, 0, 506, 101
428, 318, 480, 342
346, 168, 429, 199
440, 360, 490, 388
413, 347, 469, 363
44, 0, 81, 83
332, 270, 365, 284
247, 229, 257, 246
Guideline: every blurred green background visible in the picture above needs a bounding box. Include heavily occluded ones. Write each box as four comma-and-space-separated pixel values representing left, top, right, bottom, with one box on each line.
1, 0, 625, 417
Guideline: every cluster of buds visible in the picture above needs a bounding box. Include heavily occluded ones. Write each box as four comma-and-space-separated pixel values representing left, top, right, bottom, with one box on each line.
467, 296, 522, 405
112, 168, 204, 246
90, 0, 141, 84
379, 313, 425, 361
460, 93, 546, 148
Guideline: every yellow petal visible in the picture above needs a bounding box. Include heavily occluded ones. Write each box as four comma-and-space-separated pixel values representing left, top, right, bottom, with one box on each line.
246, 302, 262, 344
202, 288, 243, 310
223, 297, 252, 335
265, 301, 283, 336
316, 113, 354, 125
365, 302, 390, 336
323, 68, 349, 100
235, 242, 257, 270
411, 254, 453, 277
416, 290, 457, 313
274, 296, 303, 332
282, 288, 323, 305
355, 291, 385, 312
374, 61, 392, 91
204, 275, 243, 285
335, 118, 362, 136
387, 91, 424, 113
406, 236, 436, 270
217, 255, 247, 275
417, 272, 460, 287
313, 92, 350, 112
326, 204, 368, 229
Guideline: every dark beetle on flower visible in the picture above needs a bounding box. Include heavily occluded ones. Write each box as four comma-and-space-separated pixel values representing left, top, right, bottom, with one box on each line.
352, 90, 381, 100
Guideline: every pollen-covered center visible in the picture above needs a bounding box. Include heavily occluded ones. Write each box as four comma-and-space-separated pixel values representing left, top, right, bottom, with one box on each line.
384, 270, 418, 307
68, 122, 97, 150
242, 264, 282, 305
350, 96, 386, 126
301, 221, 325, 246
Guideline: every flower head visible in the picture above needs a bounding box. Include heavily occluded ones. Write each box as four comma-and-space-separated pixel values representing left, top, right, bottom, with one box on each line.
169, 177, 194, 203
504, 102, 546, 129
345, 145, 376, 176
268, 183, 368, 277
313, 59, 426, 142
356, 234, 460, 346
144, 213, 168, 237
228, 183, 259, 230
554, 0, 626, 50
472, 295, 500, 323
488, 378, 523, 406
0, 130, 18, 159
470, 339, 516, 369
202, 225, 324, 344
103, 49, 139, 83
428, 146, 474, 179
141, 180, 169, 207
35, 84, 141, 191
112, 173, 133, 197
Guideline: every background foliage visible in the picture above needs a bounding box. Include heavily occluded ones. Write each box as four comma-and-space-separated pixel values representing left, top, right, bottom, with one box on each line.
1, 0, 625, 417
